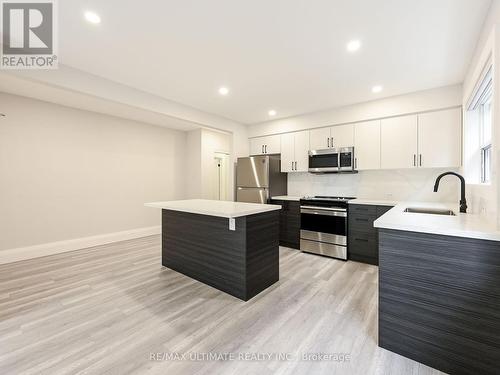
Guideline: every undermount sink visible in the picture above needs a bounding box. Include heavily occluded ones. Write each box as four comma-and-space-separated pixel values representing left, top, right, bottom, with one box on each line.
403, 207, 456, 216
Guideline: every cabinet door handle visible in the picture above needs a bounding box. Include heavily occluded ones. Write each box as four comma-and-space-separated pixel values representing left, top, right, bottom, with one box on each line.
355, 218, 369, 222
265, 145, 267, 153
294, 161, 297, 170
262, 145, 264, 154
355, 238, 369, 242
327, 137, 330, 148
291, 161, 294, 171
419, 154, 422, 166
331, 137, 334, 147
413, 154, 416, 167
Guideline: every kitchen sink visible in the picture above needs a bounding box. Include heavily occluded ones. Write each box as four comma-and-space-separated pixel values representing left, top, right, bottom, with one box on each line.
403, 207, 456, 216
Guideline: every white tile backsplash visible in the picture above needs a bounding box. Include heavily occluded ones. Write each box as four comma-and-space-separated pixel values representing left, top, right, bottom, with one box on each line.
287, 168, 459, 202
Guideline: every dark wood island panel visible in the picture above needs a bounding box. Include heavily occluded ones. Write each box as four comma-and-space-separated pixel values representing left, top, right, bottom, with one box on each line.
162, 209, 279, 301
269, 199, 300, 249
378, 228, 500, 375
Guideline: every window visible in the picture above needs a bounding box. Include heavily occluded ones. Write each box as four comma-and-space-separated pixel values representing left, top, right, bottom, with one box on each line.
466, 65, 493, 184
478, 79, 492, 183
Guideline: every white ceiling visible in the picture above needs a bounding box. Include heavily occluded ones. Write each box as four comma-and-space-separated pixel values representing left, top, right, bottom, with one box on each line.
29, 1, 497, 124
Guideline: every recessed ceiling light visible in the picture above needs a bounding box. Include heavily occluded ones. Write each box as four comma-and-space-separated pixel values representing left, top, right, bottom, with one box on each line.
84, 11, 101, 24
218, 87, 229, 96
372, 85, 383, 93
268, 110, 277, 117
346, 40, 361, 52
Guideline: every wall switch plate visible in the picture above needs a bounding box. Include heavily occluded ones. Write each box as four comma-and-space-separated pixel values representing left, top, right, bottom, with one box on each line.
229, 218, 236, 231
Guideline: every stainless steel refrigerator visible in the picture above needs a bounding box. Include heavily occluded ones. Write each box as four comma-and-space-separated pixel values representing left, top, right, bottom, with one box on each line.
236, 155, 287, 203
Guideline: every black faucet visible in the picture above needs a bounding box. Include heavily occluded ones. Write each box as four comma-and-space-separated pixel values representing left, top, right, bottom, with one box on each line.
433, 172, 467, 213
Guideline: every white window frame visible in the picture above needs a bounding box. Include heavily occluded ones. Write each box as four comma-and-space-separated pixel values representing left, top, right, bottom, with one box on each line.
467, 65, 493, 184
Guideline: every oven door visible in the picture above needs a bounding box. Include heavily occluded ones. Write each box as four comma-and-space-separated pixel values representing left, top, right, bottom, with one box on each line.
300, 206, 347, 246
308, 149, 339, 173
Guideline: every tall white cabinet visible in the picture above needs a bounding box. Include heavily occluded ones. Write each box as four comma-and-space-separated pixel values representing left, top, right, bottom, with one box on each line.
380, 115, 418, 169
281, 131, 310, 172
354, 120, 381, 170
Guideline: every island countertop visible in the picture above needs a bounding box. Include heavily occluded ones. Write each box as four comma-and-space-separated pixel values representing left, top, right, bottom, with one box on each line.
145, 199, 281, 218
374, 201, 500, 242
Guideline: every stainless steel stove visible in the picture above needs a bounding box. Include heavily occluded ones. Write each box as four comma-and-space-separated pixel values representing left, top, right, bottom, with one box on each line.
299, 196, 356, 259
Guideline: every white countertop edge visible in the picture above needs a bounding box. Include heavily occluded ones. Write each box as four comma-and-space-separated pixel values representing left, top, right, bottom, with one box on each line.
374, 201, 500, 242
348, 199, 398, 206
375, 221, 500, 242
271, 195, 302, 201
145, 199, 281, 218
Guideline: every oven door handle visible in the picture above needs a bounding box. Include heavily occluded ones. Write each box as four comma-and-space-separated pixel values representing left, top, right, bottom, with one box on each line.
300, 207, 347, 217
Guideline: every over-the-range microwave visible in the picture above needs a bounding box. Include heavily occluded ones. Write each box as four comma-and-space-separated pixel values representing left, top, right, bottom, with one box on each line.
308, 147, 356, 173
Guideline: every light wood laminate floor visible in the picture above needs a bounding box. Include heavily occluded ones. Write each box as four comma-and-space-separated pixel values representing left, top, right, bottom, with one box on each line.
0, 235, 445, 375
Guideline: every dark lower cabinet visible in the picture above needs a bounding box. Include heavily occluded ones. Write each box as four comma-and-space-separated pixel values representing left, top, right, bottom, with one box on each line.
270, 199, 300, 249
379, 228, 500, 375
348, 204, 393, 265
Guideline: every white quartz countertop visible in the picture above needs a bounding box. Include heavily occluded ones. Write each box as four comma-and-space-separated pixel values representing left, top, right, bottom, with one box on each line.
145, 199, 281, 218
348, 198, 398, 206
374, 201, 500, 242
271, 195, 302, 201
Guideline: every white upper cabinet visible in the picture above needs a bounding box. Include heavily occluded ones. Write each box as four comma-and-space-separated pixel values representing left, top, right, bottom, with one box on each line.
265, 135, 281, 154
331, 124, 354, 148
354, 120, 381, 170
294, 131, 310, 172
281, 131, 309, 172
309, 127, 331, 150
309, 124, 355, 150
380, 115, 418, 169
249, 135, 281, 155
418, 108, 461, 168
249, 138, 263, 156
280, 133, 294, 172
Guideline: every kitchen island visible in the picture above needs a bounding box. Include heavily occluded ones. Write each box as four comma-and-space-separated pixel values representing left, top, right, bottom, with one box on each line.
145, 199, 281, 301
374, 202, 500, 375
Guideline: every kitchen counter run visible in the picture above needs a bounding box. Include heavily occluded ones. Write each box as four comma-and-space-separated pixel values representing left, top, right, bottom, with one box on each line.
374, 201, 500, 241
348, 198, 398, 206
271, 195, 302, 201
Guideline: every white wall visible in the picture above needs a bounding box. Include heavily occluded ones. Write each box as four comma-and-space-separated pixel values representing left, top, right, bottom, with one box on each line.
288, 169, 458, 203
0, 92, 187, 251
462, 0, 500, 223
0, 69, 250, 202
186, 129, 202, 199
248, 84, 462, 138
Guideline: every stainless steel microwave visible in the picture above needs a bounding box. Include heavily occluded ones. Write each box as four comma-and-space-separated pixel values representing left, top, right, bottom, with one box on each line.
308, 147, 355, 173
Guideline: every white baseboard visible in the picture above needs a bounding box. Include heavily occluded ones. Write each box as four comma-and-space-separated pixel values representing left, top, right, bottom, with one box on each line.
0, 226, 161, 265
